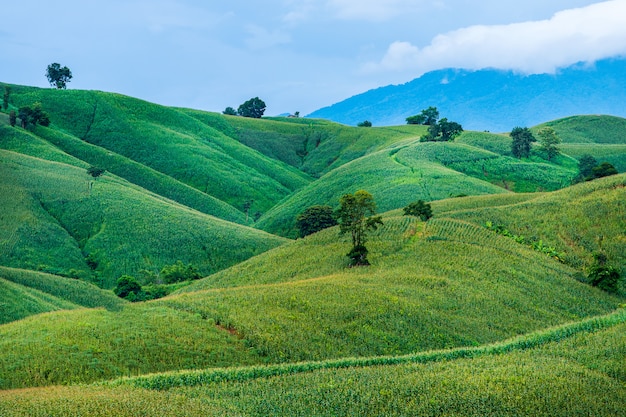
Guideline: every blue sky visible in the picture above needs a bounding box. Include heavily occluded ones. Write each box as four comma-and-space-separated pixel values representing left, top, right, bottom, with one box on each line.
2, 0, 625, 116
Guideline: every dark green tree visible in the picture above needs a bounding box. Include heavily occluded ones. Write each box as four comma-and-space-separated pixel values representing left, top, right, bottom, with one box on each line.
17, 103, 50, 128
537, 127, 561, 161
357, 120, 372, 127
114, 275, 143, 299
403, 200, 433, 221
406, 106, 439, 125
510, 127, 535, 158
223, 106, 237, 115
296, 205, 338, 237
592, 162, 618, 179
3, 86, 10, 110
46, 63, 73, 89
87, 166, 106, 178
337, 190, 383, 266
577, 154, 598, 181
237, 97, 266, 118
421, 117, 463, 142
9, 110, 16, 127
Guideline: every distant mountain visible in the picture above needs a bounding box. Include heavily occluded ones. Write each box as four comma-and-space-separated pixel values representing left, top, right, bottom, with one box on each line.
308, 57, 626, 132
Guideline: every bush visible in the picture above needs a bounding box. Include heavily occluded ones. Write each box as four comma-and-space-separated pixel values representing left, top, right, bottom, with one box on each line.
403, 200, 433, 221
114, 275, 142, 299
588, 253, 621, 293
160, 261, 201, 284
347, 244, 369, 267
295, 205, 337, 238
357, 120, 372, 127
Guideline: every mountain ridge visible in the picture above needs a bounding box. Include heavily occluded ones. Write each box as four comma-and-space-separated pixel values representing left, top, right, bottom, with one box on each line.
308, 57, 626, 132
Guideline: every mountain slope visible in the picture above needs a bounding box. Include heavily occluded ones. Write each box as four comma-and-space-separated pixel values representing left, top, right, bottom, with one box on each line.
308, 57, 626, 132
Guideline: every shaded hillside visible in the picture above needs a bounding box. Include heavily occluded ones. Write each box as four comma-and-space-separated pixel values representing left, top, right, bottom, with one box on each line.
0, 150, 287, 288
308, 57, 626, 132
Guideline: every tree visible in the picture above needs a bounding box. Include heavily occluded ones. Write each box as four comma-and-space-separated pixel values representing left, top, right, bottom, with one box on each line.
357, 120, 372, 127
537, 127, 561, 161
114, 275, 143, 299
17, 103, 50, 128
223, 106, 237, 116
160, 261, 201, 284
510, 127, 535, 158
46, 63, 72, 89
406, 106, 439, 125
592, 162, 618, 179
403, 200, 433, 221
87, 166, 106, 178
421, 117, 463, 142
3, 86, 10, 110
577, 154, 598, 181
296, 205, 338, 238
9, 110, 16, 127
337, 190, 383, 266
237, 97, 266, 118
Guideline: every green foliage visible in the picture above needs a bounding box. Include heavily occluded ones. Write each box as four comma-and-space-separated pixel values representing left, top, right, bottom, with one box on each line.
9, 110, 16, 127
87, 165, 106, 178
114, 275, 142, 299
337, 190, 383, 265
222, 106, 237, 116
406, 106, 439, 125
3, 85, 10, 110
510, 126, 535, 158
421, 117, 463, 142
238, 97, 266, 118
295, 205, 337, 237
537, 126, 561, 161
45, 62, 72, 89
403, 200, 433, 221
576, 154, 598, 182
592, 162, 618, 179
17, 103, 50, 128
588, 253, 621, 293
160, 261, 201, 284
357, 120, 372, 127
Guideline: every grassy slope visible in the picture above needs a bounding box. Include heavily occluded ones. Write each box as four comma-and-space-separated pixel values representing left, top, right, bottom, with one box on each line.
0, 150, 288, 288
4, 178, 621, 389
1, 313, 624, 416
5, 85, 312, 217
257, 135, 578, 237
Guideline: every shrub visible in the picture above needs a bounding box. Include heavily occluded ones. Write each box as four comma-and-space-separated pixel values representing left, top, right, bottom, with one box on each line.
295, 205, 337, 238
114, 275, 143, 299
403, 200, 433, 221
588, 253, 621, 293
357, 120, 372, 127
160, 261, 201, 284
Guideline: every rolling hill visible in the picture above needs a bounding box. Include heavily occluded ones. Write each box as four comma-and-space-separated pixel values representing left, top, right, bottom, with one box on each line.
0, 82, 625, 415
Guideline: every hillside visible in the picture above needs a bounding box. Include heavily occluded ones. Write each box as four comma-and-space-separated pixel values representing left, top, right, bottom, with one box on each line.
3, 311, 624, 416
308, 57, 626, 132
0, 149, 287, 288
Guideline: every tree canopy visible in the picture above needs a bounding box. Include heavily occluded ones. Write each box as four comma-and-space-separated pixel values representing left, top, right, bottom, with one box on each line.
296, 205, 338, 238
510, 127, 535, 158
403, 200, 433, 221
537, 127, 561, 161
406, 106, 439, 125
337, 190, 383, 266
238, 97, 266, 118
46, 63, 73, 89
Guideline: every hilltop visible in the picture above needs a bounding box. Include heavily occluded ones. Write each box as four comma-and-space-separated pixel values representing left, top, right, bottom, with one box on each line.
308, 57, 626, 132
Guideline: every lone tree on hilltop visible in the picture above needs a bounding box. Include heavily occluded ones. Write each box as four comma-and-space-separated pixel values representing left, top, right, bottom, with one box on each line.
296, 205, 338, 238
223, 106, 237, 116
510, 126, 535, 158
238, 97, 266, 118
406, 106, 439, 125
357, 120, 372, 127
46, 63, 73, 89
337, 190, 383, 266
537, 127, 561, 161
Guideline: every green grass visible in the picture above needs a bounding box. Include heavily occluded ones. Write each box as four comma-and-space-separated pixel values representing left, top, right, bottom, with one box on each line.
0, 150, 288, 288
535, 114, 626, 144
1, 310, 624, 416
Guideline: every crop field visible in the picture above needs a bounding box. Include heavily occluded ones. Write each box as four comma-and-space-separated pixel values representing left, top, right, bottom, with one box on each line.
0, 83, 625, 415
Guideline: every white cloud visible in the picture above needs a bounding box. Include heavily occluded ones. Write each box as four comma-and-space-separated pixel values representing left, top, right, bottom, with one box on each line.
364, 0, 626, 75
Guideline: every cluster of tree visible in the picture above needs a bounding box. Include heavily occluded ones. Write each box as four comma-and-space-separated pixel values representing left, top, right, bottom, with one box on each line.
357, 120, 372, 127
408, 107, 463, 142
45, 63, 72, 89
16, 103, 50, 129
574, 155, 618, 183
223, 97, 266, 118
296, 194, 434, 267
113, 261, 202, 302
510, 126, 561, 160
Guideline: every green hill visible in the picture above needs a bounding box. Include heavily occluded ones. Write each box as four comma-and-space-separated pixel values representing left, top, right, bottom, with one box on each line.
0, 149, 287, 288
